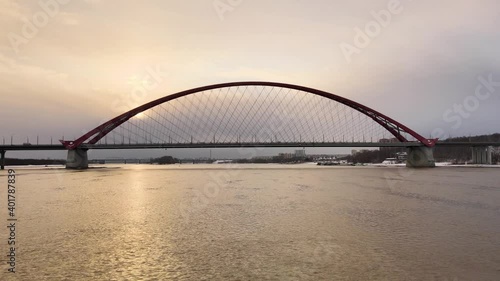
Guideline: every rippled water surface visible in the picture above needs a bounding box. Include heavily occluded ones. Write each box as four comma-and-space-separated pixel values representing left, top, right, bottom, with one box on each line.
1, 164, 499, 280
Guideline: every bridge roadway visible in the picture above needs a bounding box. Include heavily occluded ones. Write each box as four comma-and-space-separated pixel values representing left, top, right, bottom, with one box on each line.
2, 141, 500, 151
1, 142, 499, 169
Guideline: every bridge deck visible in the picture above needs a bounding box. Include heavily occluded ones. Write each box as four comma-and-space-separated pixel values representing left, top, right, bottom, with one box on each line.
0, 142, 499, 151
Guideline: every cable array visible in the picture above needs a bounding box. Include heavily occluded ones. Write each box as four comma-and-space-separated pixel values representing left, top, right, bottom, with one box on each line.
99, 86, 415, 145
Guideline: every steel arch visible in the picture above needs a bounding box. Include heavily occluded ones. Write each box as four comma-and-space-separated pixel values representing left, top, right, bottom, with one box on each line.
61, 82, 437, 149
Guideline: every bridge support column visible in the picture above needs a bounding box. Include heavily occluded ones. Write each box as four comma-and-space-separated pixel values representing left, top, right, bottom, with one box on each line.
406, 147, 435, 168
66, 148, 89, 169
471, 146, 492, 165
1, 150, 5, 170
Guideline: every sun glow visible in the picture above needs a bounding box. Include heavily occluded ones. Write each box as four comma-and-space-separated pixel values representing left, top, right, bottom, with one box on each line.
134, 112, 145, 119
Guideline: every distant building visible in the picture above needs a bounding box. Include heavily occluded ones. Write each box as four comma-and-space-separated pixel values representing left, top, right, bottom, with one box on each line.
379, 138, 400, 152
308, 154, 348, 161
378, 138, 399, 143
295, 149, 306, 158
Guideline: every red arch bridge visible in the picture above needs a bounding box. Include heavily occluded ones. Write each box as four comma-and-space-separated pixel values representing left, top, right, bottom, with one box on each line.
1, 82, 497, 169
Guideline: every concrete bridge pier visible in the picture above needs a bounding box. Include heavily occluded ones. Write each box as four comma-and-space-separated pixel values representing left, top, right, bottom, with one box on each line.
406, 146, 436, 168
1, 150, 5, 170
66, 148, 89, 169
471, 146, 492, 165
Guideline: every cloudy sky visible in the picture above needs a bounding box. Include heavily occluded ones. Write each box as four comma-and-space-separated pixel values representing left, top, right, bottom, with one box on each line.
1, 0, 499, 158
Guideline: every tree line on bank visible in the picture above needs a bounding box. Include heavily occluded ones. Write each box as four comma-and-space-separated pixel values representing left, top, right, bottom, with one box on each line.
151, 156, 180, 164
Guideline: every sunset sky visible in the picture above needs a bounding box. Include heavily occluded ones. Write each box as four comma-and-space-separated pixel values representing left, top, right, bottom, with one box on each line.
1, 0, 499, 158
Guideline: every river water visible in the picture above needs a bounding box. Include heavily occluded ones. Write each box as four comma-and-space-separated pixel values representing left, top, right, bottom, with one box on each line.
0, 164, 499, 280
